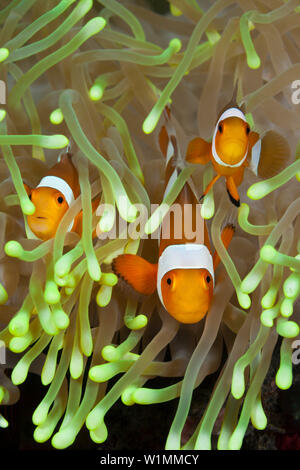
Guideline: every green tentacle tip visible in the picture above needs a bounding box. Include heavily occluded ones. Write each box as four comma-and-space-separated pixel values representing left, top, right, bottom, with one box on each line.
247, 52, 261, 69
0, 415, 9, 429
100, 273, 118, 286
101, 345, 120, 362
53, 309, 69, 330
91, 16, 106, 32
55, 258, 70, 278
260, 245, 277, 262
280, 298, 294, 318
283, 275, 300, 299
170, 4, 182, 16
44, 282, 61, 305
11, 362, 28, 385
32, 403, 48, 426
50, 108, 64, 125
89, 84, 103, 101
88, 364, 109, 383
0, 48, 9, 62
251, 402, 267, 430
52, 428, 76, 449
4, 240, 23, 258
21, 199, 35, 215
276, 366, 292, 390
169, 38, 182, 53
0, 283, 8, 304
247, 181, 270, 200
142, 108, 161, 135
9, 314, 29, 336
0, 110, 6, 122
90, 423, 108, 444
47, 135, 69, 149
96, 285, 112, 307
33, 425, 52, 444
121, 386, 137, 406
125, 314, 148, 330
86, 408, 105, 431
231, 369, 245, 399
237, 288, 251, 309
277, 320, 300, 338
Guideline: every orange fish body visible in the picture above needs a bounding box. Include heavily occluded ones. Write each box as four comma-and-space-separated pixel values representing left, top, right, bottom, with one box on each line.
186, 106, 289, 206
113, 108, 234, 324
24, 153, 98, 240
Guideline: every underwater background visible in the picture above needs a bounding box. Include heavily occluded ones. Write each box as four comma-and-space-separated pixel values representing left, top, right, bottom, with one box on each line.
0, 0, 300, 451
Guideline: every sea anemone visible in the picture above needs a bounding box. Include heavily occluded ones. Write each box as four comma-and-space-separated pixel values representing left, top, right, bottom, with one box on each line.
0, 0, 299, 450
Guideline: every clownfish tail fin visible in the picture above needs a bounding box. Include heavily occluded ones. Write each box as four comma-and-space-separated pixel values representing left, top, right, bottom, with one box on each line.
250, 131, 290, 179
112, 254, 157, 296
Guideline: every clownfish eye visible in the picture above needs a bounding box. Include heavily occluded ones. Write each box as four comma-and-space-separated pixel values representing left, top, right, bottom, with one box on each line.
167, 278, 172, 286
206, 275, 211, 284
246, 126, 250, 135
57, 196, 64, 204
218, 124, 223, 133
29, 193, 32, 200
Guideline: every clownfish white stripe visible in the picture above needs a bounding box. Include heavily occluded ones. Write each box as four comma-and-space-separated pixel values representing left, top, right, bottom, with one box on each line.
211, 107, 248, 168
36, 176, 75, 232
163, 168, 178, 199
156, 243, 214, 308
166, 138, 175, 164
249, 138, 262, 176
36, 176, 75, 207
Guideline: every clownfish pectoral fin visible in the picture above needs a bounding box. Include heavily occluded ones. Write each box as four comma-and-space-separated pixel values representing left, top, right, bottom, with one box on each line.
112, 254, 157, 295
248, 131, 260, 149
186, 138, 211, 165
213, 223, 236, 270
225, 176, 240, 207
24, 183, 31, 195
200, 173, 221, 201
253, 131, 290, 179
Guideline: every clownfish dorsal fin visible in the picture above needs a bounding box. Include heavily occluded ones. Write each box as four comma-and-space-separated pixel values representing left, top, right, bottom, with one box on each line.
112, 254, 157, 295
49, 152, 80, 198
216, 82, 246, 123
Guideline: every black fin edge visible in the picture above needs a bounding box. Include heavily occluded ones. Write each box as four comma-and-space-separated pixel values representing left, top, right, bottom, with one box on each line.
226, 189, 240, 207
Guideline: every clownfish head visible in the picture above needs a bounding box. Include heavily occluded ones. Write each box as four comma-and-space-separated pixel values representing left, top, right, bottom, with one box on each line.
160, 268, 213, 324
214, 116, 251, 166
25, 184, 70, 240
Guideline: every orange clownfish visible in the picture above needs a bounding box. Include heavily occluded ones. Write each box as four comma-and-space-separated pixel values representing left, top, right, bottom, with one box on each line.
24, 152, 98, 240
112, 108, 235, 324
186, 104, 290, 206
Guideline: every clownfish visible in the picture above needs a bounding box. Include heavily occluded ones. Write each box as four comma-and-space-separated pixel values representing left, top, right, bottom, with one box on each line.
186, 101, 290, 207
24, 152, 98, 240
112, 107, 235, 324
